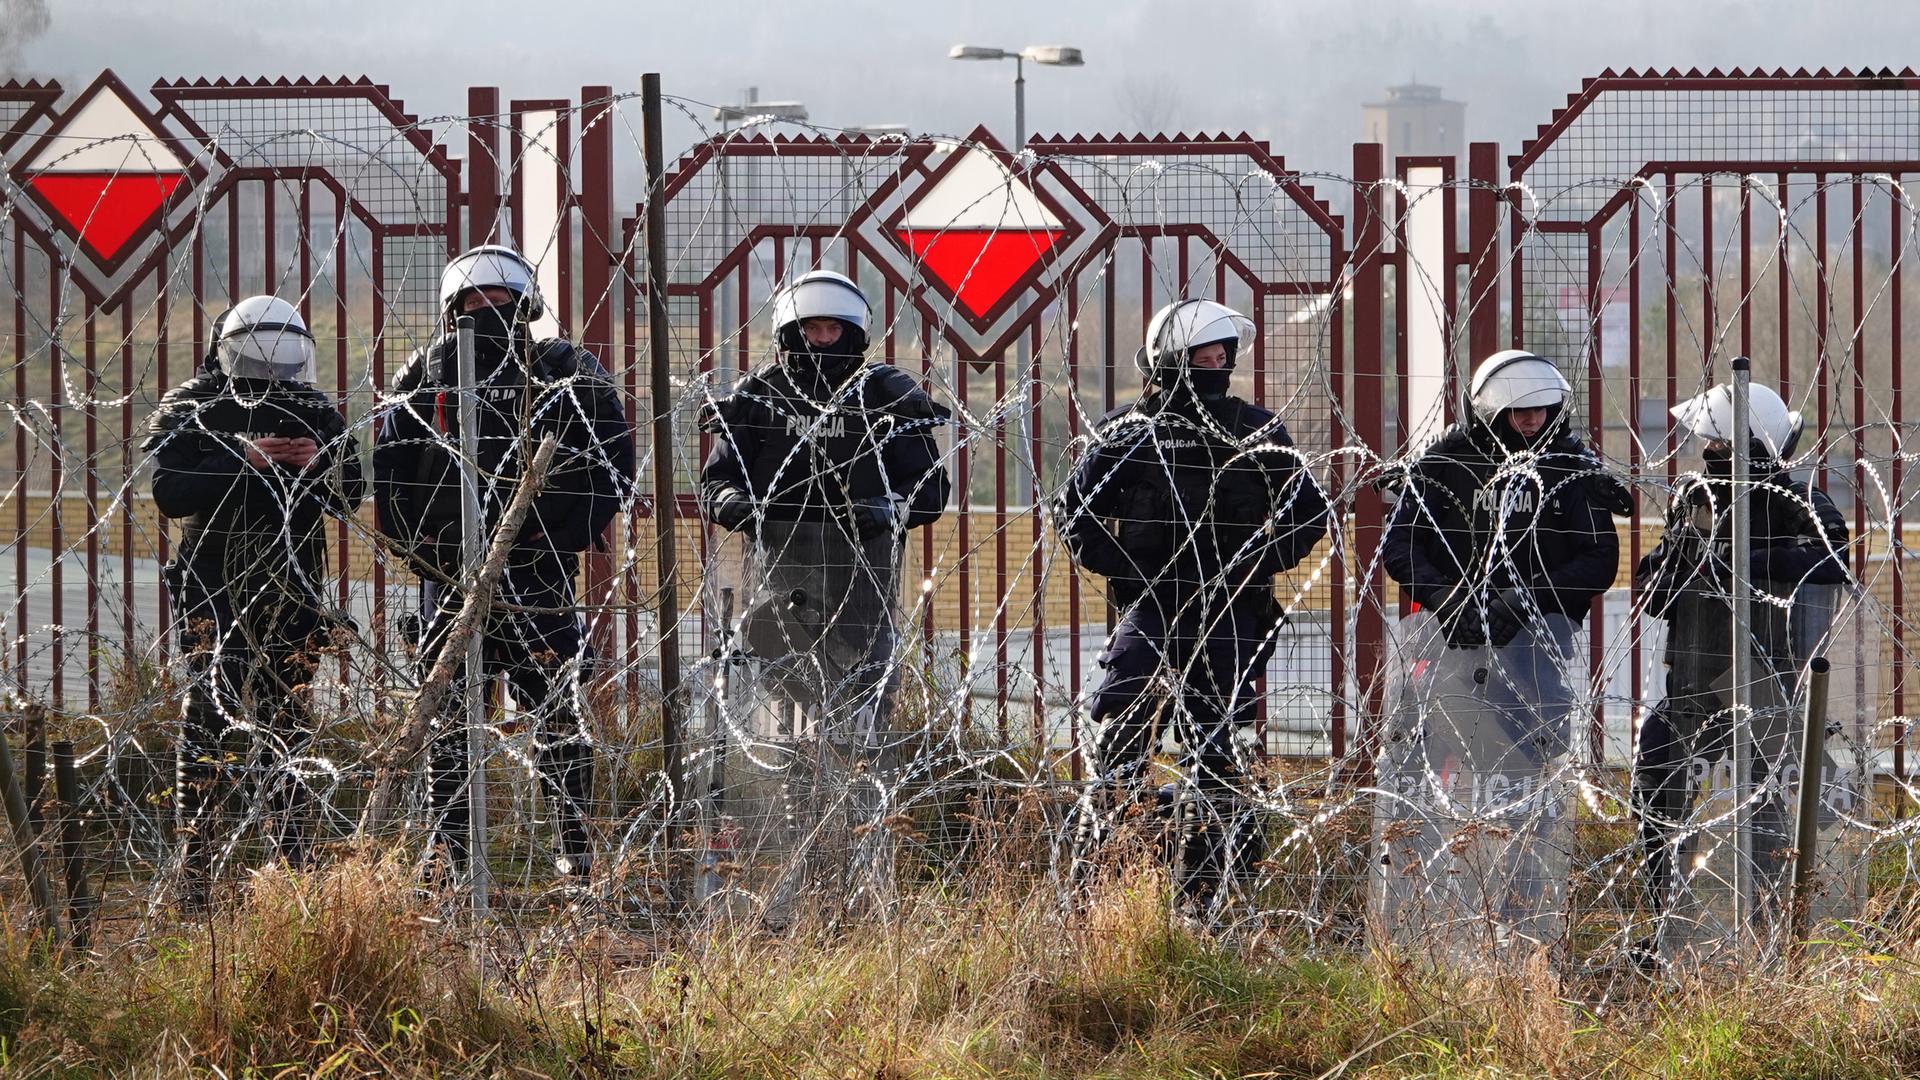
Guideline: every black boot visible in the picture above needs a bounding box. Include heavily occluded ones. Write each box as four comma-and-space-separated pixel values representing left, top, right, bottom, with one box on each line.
176, 760, 218, 913
544, 736, 595, 880
425, 741, 473, 883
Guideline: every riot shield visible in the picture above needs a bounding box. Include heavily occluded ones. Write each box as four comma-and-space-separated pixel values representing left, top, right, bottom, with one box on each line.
1648, 578, 1872, 963
1370, 610, 1578, 965
694, 520, 904, 925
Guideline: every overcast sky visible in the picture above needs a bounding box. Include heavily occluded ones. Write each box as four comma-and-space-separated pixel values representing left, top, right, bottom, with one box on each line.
10, 0, 1920, 179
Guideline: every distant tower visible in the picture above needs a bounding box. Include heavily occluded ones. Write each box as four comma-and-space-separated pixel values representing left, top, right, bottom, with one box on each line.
1362, 79, 1467, 166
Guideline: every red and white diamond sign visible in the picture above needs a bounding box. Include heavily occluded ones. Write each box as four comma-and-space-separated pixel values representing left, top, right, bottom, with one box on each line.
895, 146, 1065, 320
11, 74, 191, 268
856, 127, 1108, 365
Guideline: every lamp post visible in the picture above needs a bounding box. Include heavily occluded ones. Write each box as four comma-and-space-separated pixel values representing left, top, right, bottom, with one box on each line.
947, 44, 1085, 147
948, 47, 1082, 507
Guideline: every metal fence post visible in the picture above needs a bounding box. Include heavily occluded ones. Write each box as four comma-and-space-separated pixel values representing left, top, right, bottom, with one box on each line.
1729, 354, 1753, 943
1348, 141, 1388, 782
454, 315, 489, 913
1793, 655, 1833, 940
641, 72, 688, 837
466, 86, 503, 245
579, 85, 620, 686
1466, 143, 1502, 370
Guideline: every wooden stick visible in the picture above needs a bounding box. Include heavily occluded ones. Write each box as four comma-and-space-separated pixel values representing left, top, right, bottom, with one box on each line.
0, 705, 57, 939
359, 434, 559, 831
51, 740, 96, 948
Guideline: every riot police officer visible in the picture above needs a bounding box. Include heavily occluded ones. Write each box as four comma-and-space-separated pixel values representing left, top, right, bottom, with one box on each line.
1057, 298, 1330, 910
372, 244, 635, 881
145, 295, 365, 903
699, 269, 951, 733
1382, 349, 1627, 650
1633, 380, 1848, 941
697, 269, 949, 919
1373, 349, 1626, 957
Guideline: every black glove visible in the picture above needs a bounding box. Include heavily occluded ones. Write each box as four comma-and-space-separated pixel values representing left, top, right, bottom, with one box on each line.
1585, 472, 1634, 517
1485, 587, 1531, 648
707, 488, 757, 534
1436, 592, 1486, 649
850, 496, 903, 540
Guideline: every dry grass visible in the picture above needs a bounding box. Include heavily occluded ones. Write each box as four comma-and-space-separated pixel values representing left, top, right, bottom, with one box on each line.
0, 847, 1917, 1076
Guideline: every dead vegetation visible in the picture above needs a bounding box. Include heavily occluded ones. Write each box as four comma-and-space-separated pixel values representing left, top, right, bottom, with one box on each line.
0, 841, 1912, 1077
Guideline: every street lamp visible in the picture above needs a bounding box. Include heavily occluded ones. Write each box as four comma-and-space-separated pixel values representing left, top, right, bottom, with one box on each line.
948, 44, 1085, 147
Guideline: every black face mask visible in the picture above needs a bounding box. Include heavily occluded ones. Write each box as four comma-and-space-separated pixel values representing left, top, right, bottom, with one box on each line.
1701, 440, 1775, 479
464, 301, 524, 374
1188, 368, 1232, 399
780, 321, 865, 396
1151, 341, 1237, 400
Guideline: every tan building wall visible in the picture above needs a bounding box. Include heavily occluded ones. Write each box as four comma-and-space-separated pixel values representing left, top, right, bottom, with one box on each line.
1362, 82, 1466, 167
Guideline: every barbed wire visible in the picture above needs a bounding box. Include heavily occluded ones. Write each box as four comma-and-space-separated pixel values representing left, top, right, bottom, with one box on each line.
0, 88, 1916, 990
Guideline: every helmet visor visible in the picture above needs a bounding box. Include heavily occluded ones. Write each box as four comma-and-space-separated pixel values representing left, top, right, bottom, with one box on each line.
1470, 355, 1568, 420
439, 247, 539, 319
221, 323, 316, 383
774, 276, 870, 334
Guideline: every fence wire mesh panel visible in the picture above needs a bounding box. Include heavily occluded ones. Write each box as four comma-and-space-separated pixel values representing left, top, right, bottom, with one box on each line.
0, 68, 1916, 985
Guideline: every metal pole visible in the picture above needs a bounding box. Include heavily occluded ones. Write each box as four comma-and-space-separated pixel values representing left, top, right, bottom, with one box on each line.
1793, 655, 1833, 940
717, 89, 751, 384
700, 586, 736, 908
0, 732, 57, 938
51, 740, 96, 947
642, 73, 687, 817
1729, 355, 1753, 944
454, 314, 489, 913
1013, 55, 1026, 148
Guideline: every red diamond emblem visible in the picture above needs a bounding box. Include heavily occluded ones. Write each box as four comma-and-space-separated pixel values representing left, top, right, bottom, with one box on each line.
30, 172, 184, 260
898, 227, 1063, 318
892, 143, 1074, 325
11, 72, 192, 271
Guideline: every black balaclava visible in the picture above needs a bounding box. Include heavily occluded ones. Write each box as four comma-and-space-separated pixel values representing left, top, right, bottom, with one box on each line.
780, 318, 868, 398
1702, 437, 1778, 480
465, 297, 526, 376
1151, 338, 1237, 401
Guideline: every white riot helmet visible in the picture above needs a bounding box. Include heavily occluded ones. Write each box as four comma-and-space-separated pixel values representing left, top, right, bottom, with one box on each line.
438, 244, 543, 323
1468, 349, 1570, 422
771, 269, 871, 353
1134, 299, 1256, 385
1670, 381, 1803, 460
213, 295, 316, 384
